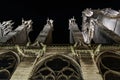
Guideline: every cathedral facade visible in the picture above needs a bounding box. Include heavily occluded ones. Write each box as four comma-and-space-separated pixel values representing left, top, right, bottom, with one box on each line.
0, 8, 120, 80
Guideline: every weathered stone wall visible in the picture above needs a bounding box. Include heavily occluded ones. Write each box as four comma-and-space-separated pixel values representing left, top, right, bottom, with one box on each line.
93, 21, 120, 44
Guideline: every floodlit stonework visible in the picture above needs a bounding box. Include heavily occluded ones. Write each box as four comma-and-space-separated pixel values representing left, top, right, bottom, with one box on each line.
0, 8, 120, 80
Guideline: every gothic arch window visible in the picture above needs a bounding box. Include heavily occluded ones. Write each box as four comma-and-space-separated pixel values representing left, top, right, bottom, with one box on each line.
29, 54, 83, 80
0, 51, 20, 79
104, 71, 120, 80
96, 51, 120, 80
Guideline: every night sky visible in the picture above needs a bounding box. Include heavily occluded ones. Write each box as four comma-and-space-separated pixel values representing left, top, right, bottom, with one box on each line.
0, 0, 119, 44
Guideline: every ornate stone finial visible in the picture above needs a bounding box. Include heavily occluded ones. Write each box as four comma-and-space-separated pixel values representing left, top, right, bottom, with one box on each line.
82, 8, 93, 17
22, 19, 33, 26
72, 16, 75, 20
46, 18, 53, 26
71, 16, 76, 22
49, 19, 53, 24
69, 16, 76, 24
27, 20, 33, 29
2, 20, 13, 26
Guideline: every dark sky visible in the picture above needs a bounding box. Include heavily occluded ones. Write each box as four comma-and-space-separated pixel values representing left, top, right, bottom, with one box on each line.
0, 0, 119, 43
0, 0, 119, 16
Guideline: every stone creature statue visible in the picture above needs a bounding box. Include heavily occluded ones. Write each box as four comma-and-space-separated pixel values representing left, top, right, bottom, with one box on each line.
82, 9, 94, 44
